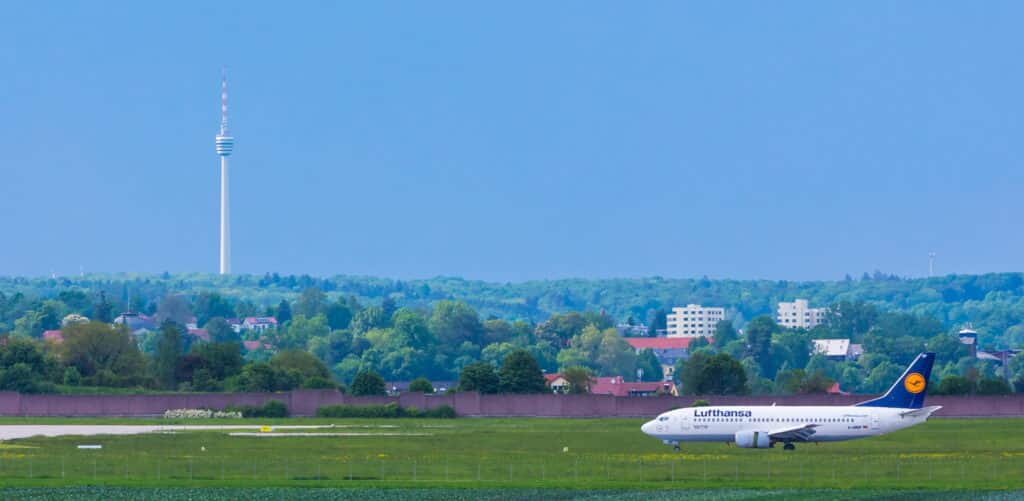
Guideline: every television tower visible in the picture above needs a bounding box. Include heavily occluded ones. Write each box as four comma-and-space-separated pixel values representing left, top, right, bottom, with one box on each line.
928, 252, 936, 277
215, 69, 235, 274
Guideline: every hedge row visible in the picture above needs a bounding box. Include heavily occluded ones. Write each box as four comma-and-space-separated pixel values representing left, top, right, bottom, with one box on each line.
315, 403, 456, 418
224, 400, 289, 418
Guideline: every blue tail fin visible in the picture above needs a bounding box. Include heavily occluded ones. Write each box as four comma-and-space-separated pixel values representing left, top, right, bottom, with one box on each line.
855, 352, 935, 409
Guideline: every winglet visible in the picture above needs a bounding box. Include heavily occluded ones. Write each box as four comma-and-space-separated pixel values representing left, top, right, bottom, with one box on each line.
855, 353, 935, 409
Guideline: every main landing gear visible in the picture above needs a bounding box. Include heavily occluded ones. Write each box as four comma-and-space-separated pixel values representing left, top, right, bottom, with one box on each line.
783, 443, 796, 451
673, 443, 681, 452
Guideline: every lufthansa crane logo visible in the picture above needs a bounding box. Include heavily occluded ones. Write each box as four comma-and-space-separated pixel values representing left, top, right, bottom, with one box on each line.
904, 372, 926, 394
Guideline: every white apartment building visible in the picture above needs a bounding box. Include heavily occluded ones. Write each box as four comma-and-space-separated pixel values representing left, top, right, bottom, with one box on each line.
777, 299, 828, 329
666, 304, 725, 338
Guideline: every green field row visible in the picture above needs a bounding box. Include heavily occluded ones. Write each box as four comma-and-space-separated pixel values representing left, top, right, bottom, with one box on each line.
0, 417, 1022, 490
1, 487, 1022, 500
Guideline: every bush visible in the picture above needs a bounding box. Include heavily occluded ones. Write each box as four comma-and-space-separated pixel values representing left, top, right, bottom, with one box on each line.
261, 400, 289, 417
935, 375, 974, 395
350, 371, 386, 396
408, 377, 434, 394
977, 377, 1012, 395
0, 363, 41, 393
225, 399, 289, 418
458, 362, 500, 394
301, 376, 340, 390
425, 404, 456, 418
691, 399, 710, 407
315, 403, 456, 419
63, 367, 81, 387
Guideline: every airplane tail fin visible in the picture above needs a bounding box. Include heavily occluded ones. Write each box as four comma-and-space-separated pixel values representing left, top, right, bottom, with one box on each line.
855, 352, 935, 409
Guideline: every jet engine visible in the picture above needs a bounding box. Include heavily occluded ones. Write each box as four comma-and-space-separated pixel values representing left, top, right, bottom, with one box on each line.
734, 430, 771, 448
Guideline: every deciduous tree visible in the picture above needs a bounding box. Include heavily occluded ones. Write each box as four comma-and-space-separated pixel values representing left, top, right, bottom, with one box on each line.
458, 362, 500, 394
635, 348, 663, 382
499, 350, 546, 394
561, 366, 593, 394
408, 377, 434, 393
206, 317, 240, 344
61, 322, 146, 386
350, 370, 386, 396
677, 352, 748, 395
153, 321, 185, 389
155, 295, 193, 326
744, 316, 777, 377
294, 287, 327, 318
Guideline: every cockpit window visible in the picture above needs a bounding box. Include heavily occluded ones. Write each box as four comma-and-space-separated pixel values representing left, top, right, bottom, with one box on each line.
658, 416, 669, 422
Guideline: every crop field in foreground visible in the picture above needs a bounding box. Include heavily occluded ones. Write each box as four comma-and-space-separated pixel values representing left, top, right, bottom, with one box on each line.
0, 417, 1021, 492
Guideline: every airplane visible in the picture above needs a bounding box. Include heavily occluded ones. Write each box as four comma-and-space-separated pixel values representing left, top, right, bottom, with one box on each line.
641, 352, 939, 451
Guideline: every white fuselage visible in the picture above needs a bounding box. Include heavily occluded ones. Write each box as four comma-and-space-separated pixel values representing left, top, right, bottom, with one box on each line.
641, 405, 933, 444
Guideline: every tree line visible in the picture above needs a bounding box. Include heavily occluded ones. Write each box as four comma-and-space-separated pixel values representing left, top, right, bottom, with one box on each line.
5, 271, 1024, 348
1, 278, 1022, 395
674, 302, 1020, 396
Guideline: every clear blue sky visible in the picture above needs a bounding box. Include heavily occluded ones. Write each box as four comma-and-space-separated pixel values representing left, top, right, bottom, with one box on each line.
1, 3, 1021, 281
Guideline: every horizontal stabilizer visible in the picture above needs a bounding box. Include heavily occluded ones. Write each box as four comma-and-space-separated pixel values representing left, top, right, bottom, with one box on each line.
899, 405, 942, 419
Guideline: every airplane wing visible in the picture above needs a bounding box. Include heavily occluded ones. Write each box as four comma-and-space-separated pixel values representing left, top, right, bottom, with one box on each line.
899, 405, 943, 419
768, 424, 820, 442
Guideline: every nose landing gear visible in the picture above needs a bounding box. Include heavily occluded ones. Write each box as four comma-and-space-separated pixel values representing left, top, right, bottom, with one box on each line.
783, 443, 796, 451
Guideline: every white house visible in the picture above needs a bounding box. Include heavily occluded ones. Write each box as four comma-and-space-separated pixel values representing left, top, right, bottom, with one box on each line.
242, 317, 278, 332
666, 304, 725, 338
777, 299, 828, 329
812, 338, 862, 361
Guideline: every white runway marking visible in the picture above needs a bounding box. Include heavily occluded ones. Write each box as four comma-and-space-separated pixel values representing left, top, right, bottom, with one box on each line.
0, 425, 339, 441
228, 432, 432, 437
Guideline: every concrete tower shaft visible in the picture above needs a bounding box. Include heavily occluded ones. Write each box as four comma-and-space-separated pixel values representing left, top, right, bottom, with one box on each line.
216, 70, 234, 274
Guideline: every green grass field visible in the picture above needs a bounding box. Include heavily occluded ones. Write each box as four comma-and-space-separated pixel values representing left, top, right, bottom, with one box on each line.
0, 417, 1021, 496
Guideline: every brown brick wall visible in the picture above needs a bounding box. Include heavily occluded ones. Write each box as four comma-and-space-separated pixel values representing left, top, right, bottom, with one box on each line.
0, 391, 1021, 418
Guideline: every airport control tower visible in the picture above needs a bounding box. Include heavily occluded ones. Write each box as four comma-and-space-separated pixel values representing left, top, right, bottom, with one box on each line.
215, 70, 235, 274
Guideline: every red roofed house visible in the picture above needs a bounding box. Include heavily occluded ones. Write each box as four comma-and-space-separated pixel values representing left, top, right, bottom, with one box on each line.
543, 373, 570, 394
243, 340, 273, 352
624, 337, 706, 380
187, 328, 210, 342
589, 376, 677, 397
42, 330, 64, 344
826, 382, 849, 395
242, 317, 278, 333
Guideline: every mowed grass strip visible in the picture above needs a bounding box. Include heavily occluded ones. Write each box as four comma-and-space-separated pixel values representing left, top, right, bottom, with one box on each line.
0, 487, 1019, 500
0, 418, 1021, 489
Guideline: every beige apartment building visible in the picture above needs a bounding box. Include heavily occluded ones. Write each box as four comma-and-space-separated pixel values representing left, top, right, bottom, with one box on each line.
777, 299, 828, 329
666, 304, 725, 338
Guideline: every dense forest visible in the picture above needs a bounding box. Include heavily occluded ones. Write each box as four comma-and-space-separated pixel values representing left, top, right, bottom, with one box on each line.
3, 272, 1024, 347
0, 272, 1021, 396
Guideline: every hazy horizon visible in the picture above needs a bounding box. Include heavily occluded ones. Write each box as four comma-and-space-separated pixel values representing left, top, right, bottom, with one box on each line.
3, 269, 1014, 285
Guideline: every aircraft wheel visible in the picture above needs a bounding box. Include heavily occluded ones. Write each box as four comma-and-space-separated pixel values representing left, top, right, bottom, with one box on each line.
673, 444, 681, 452
783, 443, 796, 451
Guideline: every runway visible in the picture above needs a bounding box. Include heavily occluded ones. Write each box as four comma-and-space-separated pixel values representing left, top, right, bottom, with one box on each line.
0, 425, 338, 440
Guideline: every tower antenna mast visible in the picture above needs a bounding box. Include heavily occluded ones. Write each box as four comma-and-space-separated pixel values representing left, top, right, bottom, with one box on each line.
215, 67, 235, 274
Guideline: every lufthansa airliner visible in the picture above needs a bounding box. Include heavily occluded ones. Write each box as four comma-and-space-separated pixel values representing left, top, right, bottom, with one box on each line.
641, 352, 939, 450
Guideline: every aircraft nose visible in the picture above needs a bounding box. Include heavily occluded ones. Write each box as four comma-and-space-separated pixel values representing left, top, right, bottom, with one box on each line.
641, 420, 656, 436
